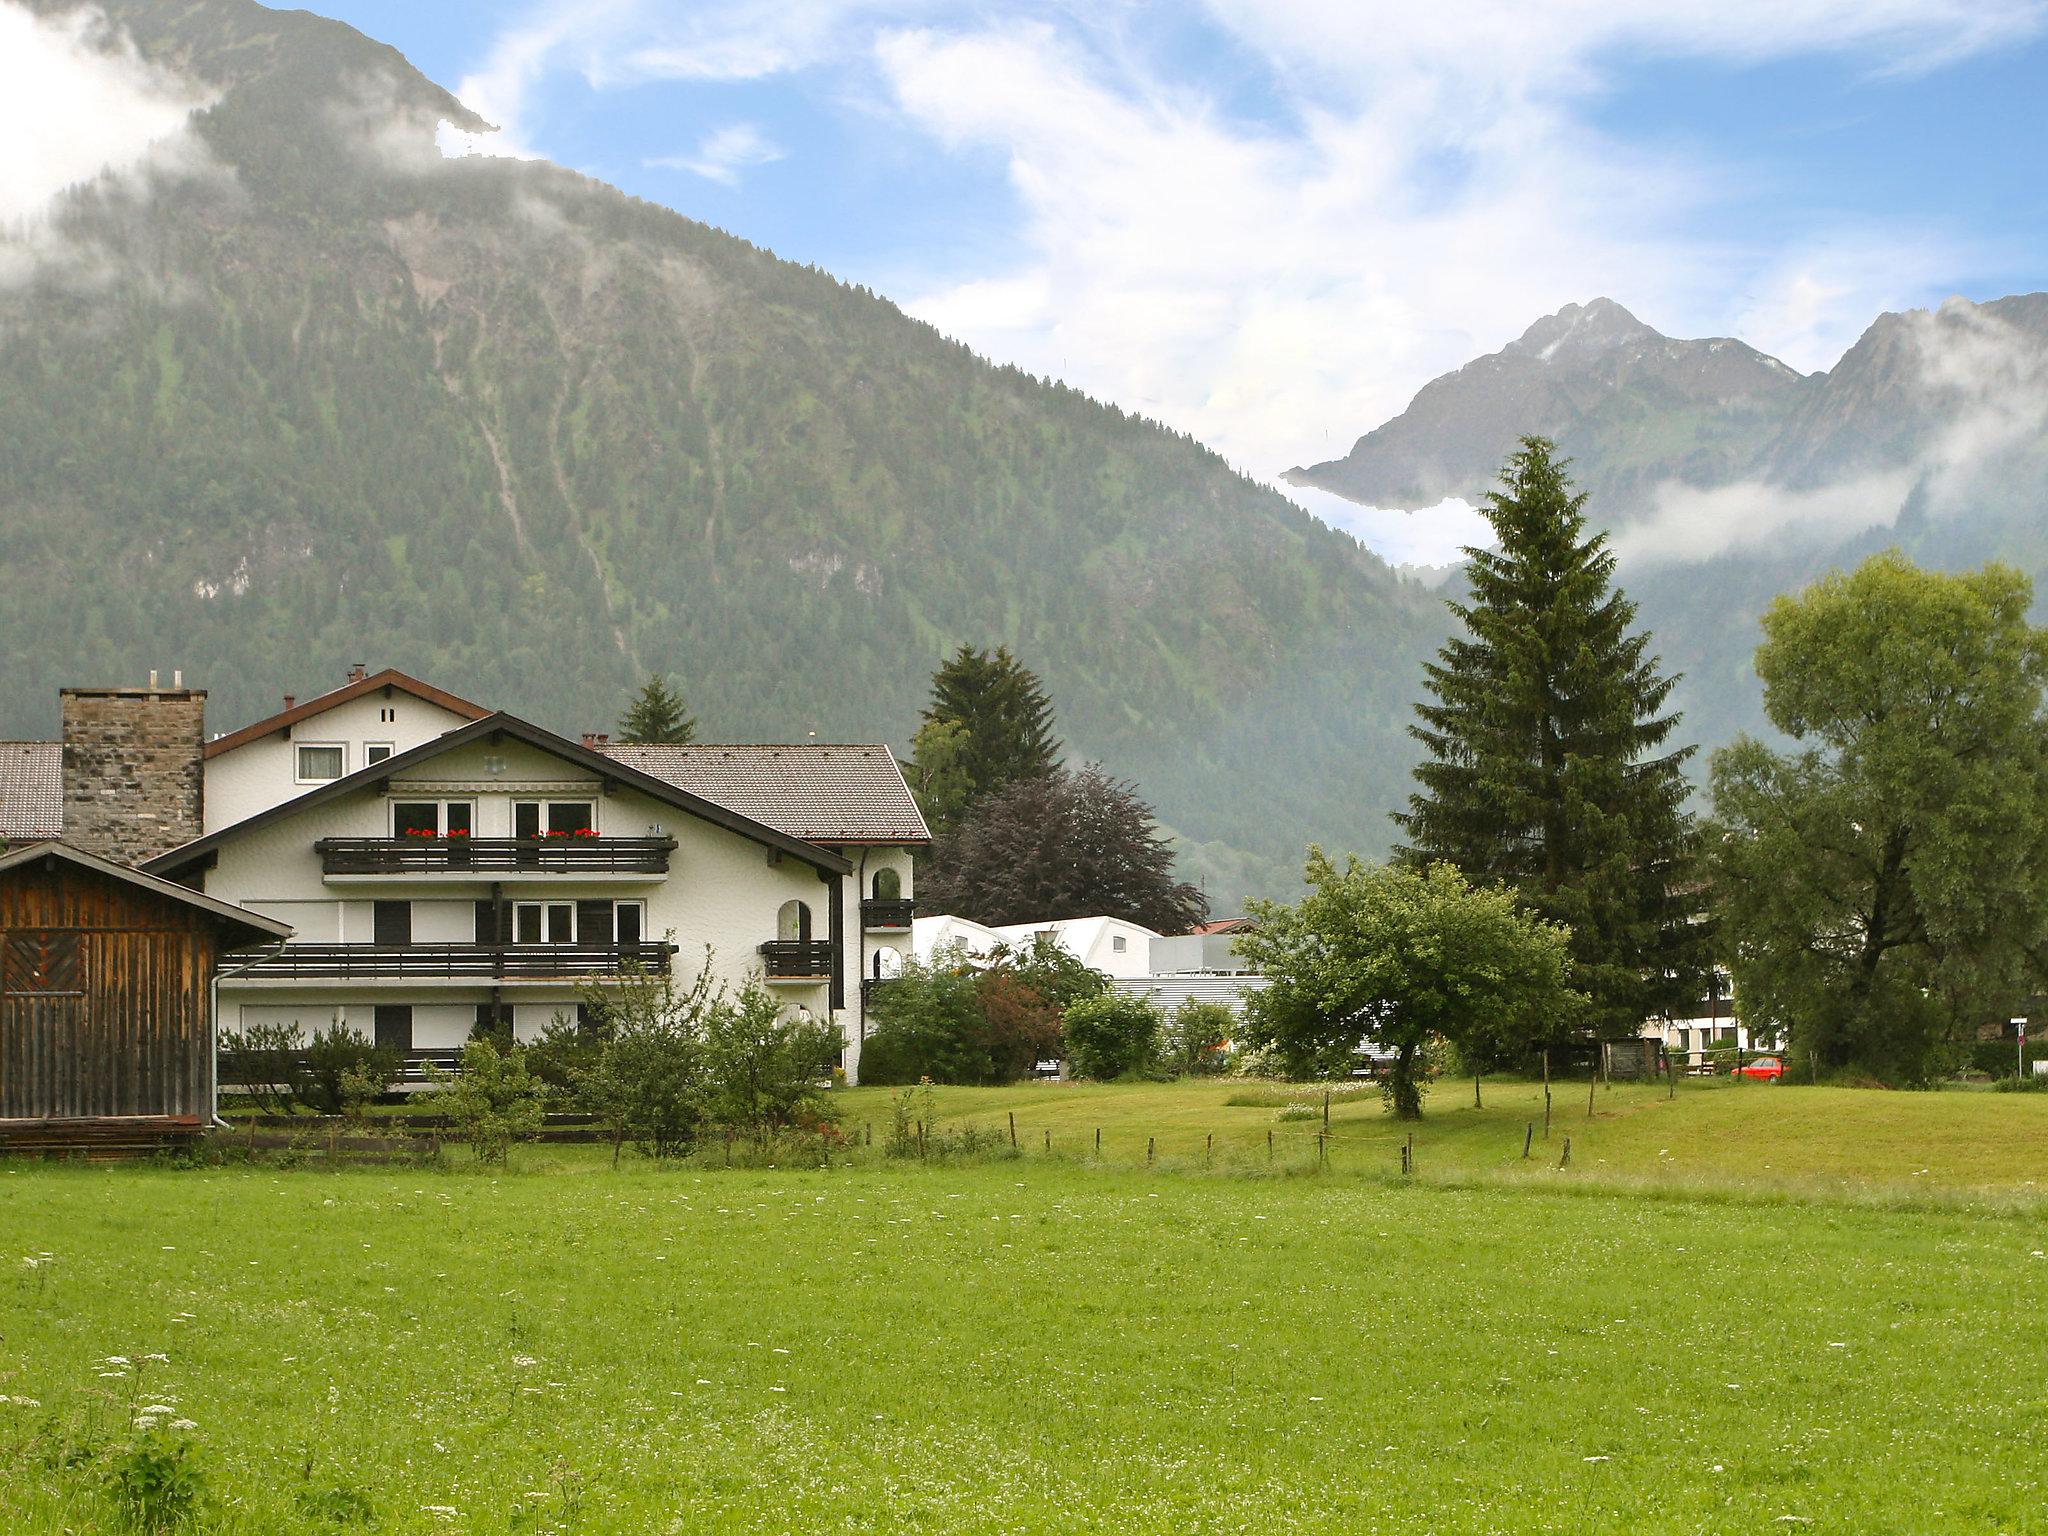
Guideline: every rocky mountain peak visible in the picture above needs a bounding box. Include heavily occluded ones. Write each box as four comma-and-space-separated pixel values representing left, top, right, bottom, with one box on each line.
1504, 298, 1661, 364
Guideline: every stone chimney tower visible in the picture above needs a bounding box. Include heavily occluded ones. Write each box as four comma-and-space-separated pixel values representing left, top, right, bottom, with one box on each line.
60, 678, 206, 865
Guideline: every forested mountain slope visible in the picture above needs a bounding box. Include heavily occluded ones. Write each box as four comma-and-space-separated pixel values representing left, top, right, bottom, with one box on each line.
0, 0, 1443, 903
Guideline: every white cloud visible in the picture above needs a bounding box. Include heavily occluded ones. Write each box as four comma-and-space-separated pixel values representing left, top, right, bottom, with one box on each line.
0, 2, 217, 226
1289, 485, 1494, 570
1610, 471, 1918, 566
649, 123, 784, 185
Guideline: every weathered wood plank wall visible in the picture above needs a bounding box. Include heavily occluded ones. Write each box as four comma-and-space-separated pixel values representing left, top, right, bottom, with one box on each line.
0, 861, 219, 1119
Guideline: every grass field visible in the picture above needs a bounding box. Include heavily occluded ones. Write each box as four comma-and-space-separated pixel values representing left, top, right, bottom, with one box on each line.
3, 1082, 2047, 1533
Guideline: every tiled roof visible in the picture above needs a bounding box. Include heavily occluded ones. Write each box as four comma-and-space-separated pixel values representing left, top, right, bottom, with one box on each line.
601, 743, 931, 846
0, 742, 61, 841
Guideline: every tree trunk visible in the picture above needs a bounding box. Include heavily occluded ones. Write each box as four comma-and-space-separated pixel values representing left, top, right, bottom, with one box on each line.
1390, 1040, 1423, 1120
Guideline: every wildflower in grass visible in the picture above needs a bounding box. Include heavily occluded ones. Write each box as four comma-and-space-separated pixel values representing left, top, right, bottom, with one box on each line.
512, 1355, 538, 1368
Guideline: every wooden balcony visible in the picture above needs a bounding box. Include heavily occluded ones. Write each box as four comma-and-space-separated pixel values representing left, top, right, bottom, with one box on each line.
860, 898, 917, 932
238, 942, 677, 982
314, 836, 675, 879
757, 940, 835, 983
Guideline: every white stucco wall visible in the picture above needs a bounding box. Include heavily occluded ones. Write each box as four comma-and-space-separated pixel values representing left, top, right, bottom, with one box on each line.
203, 691, 479, 833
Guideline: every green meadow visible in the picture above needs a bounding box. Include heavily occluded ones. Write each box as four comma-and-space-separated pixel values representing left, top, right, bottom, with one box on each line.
3, 1081, 2046, 1533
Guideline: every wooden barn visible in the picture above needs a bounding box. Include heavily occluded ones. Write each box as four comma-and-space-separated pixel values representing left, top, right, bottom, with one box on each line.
0, 841, 291, 1154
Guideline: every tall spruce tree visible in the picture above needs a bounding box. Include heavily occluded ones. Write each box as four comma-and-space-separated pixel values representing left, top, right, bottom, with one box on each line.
920, 646, 1061, 804
1393, 437, 1702, 1040
617, 673, 697, 745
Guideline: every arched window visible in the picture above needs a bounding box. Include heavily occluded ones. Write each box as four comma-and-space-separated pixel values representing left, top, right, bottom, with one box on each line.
871, 948, 902, 980
872, 867, 902, 901
777, 899, 812, 943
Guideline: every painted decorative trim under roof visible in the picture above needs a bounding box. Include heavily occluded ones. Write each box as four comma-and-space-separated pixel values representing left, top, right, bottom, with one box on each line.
203, 669, 490, 760
0, 841, 294, 948
148, 713, 853, 877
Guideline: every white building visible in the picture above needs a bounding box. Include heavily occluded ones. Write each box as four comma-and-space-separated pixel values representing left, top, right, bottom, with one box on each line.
910, 914, 1004, 966
147, 700, 927, 1083
989, 916, 1160, 979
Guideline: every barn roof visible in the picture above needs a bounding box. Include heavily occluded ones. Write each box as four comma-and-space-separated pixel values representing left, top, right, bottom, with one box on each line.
0, 742, 62, 842
0, 841, 294, 948
600, 744, 930, 846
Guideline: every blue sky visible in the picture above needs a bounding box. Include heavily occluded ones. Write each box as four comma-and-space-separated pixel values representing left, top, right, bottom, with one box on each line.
165, 4, 2048, 559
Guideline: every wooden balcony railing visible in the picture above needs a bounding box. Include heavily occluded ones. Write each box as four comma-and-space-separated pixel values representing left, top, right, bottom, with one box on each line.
860, 898, 917, 931
314, 837, 676, 877
239, 942, 677, 981
757, 940, 835, 981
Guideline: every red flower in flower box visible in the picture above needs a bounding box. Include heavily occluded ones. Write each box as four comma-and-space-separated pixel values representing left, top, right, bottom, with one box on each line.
574, 828, 598, 838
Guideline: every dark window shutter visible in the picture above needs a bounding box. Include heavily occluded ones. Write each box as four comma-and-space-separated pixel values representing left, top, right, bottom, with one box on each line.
474, 901, 511, 943
577, 901, 614, 945
373, 901, 412, 946
373, 1005, 413, 1053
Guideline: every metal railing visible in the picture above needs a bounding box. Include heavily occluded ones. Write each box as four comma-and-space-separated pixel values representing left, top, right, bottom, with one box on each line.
314, 837, 675, 876
238, 941, 678, 980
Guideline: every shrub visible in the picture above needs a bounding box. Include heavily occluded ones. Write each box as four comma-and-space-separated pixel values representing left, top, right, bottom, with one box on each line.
860, 953, 987, 1084
428, 1039, 546, 1165
699, 980, 841, 1137
526, 1011, 607, 1107
971, 970, 1062, 1084
114, 1428, 206, 1533
1061, 992, 1163, 1080
299, 1025, 399, 1115
217, 1020, 306, 1115
1164, 999, 1234, 1076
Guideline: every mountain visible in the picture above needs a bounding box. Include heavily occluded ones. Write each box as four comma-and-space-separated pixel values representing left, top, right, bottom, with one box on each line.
0, 0, 1445, 906
1289, 293, 2048, 755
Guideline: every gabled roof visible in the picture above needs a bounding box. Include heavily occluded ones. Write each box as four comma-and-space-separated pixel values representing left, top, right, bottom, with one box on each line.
0, 741, 61, 842
601, 743, 931, 846
203, 669, 490, 760
148, 713, 852, 877
0, 841, 294, 949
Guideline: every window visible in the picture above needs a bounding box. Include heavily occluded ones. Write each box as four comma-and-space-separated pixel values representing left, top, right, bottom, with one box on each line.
379, 707, 397, 723
296, 743, 345, 782
872, 868, 902, 901
1111, 935, 1127, 953
615, 901, 645, 947
391, 800, 473, 837
513, 901, 575, 944
514, 800, 597, 838
365, 743, 394, 766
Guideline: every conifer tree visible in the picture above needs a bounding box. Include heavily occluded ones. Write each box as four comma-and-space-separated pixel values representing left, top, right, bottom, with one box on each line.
1393, 437, 1702, 1040
617, 673, 697, 745
920, 645, 1061, 804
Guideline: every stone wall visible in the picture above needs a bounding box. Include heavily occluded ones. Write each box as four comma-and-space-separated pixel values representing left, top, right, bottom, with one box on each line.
61, 686, 206, 866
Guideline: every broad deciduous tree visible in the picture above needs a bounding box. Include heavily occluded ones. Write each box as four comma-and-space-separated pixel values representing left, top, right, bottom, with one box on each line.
919, 764, 1209, 932
1237, 852, 1581, 1118
1395, 436, 1702, 1042
1709, 551, 2048, 1083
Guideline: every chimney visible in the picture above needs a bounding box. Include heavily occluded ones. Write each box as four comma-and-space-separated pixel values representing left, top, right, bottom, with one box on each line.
283, 694, 296, 712
581, 732, 599, 750
60, 680, 206, 865
346, 663, 368, 684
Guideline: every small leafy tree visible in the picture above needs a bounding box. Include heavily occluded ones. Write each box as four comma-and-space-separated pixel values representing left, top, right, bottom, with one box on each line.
905, 718, 975, 839
430, 1038, 547, 1165
1061, 992, 1164, 1080
218, 1020, 307, 1115
970, 970, 1063, 1083
300, 1025, 399, 1115
859, 950, 989, 1084
1164, 998, 1234, 1076
526, 1010, 608, 1107
1238, 852, 1582, 1118
700, 981, 841, 1137
617, 672, 697, 745
996, 934, 1110, 1013
575, 955, 717, 1158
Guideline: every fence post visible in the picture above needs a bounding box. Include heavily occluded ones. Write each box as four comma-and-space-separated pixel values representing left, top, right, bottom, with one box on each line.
1095, 1126, 1101, 1158
1558, 1136, 1571, 1170
1267, 1128, 1273, 1163
1205, 1133, 1213, 1167
1044, 1129, 1051, 1154
1542, 1048, 1552, 1138
1398, 1138, 1407, 1176
1587, 1062, 1597, 1118
1323, 1090, 1331, 1132
865, 1122, 873, 1147
916, 1121, 926, 1160
1318, 1132, 1327, 1169
1008, 1111, 1017, 1149
1147, 1136, 1155, 1166
1406, 1131, 1415, 1176
1474, 1072, 1482, 1110
724, 1127, 732, 1167
1523, 1121, 1533, 1159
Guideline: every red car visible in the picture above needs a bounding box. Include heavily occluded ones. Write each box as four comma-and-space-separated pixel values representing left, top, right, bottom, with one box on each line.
1729, 1055, 1784, 1082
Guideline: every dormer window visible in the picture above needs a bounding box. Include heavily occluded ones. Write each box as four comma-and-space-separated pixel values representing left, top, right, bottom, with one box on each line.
296, 744, 345, 783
